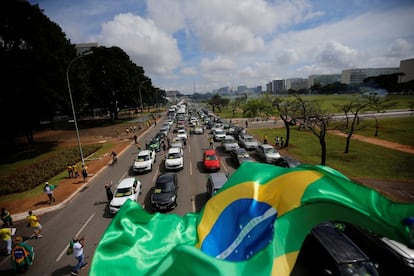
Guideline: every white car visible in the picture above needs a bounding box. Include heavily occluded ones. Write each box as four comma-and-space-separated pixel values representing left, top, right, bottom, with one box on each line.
255, 144, 281, 163
165, 119, 174, 126
109, 177, 142, 214
239, 135, 259, 150
222, 135, 240, 152
133, 149, 156, 173
165, 147, 184, 170
177, 128, 188, 140
213, 128, 226, 142
193, 125, 204, 134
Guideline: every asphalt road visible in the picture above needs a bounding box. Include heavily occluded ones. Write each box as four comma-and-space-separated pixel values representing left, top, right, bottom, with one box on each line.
0, 117, 243, 275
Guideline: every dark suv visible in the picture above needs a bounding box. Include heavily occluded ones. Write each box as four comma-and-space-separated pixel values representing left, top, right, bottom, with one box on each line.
151, 173, 178, 211
292, 222, 379, 276
343, 223, 414, 275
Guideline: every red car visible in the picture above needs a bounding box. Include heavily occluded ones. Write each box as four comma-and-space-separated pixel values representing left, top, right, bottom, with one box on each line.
203, 149, 221, 171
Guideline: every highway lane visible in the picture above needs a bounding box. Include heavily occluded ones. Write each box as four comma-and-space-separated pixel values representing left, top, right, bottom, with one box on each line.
0, 117, 246, 275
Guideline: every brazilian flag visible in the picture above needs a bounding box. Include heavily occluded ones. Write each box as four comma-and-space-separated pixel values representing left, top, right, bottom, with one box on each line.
90, 163, 414, 275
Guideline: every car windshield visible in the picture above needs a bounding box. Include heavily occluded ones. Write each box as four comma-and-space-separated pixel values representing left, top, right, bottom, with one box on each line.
205, 154, 218, 161
338, 262, 379, 276
238, 152, 249, 158
215, 130, 224, 134
245, 137, 255, 142
114, 187, 132, 197
155, 181, 175, 192
168, 152, 181, 159
224, 138, 237, 144
264, 147, 276, 154
136, 155, 149, 161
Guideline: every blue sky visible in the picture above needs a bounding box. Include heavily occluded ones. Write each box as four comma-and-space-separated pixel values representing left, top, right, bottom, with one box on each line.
29, 0, 414, 94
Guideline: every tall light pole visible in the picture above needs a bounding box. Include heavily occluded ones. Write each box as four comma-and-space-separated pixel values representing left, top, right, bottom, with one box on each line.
139, 79, 150, 112
66, 51, 93, 166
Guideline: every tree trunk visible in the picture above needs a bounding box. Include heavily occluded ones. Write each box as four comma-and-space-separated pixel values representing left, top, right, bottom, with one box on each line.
319, 130, 326, 165
374, 117, 379, 137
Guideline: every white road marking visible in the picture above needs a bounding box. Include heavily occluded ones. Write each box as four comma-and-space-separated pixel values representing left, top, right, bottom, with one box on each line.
221, 160, 228, 174
56, 212, 96, 262
189, 162, 193, 175
191, 195, 196, 212
152, 166, 159, 182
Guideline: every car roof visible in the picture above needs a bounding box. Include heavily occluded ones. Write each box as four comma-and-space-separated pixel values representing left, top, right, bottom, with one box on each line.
168, 147, 181, 153
233, 148, 248, 153
261, 144, 274, 149
156, 172, 177, 184
117, 177, 136, 188
204, 149, 218, 155
312, 222, 370, 264
209, 172, 228, 189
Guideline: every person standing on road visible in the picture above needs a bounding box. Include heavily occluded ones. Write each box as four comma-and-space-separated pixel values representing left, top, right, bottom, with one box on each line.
71, 236, 87, 275
11, 236, 34, 274
26, 211, 42, 239
105, 184, 113, 202
0, 227, 12, 255
1, 208, 13, 227
43, 182, 56, 204
209, 136, 214, 149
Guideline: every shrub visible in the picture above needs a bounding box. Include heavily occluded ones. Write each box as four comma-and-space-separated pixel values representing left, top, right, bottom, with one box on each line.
0, 144, 101, 195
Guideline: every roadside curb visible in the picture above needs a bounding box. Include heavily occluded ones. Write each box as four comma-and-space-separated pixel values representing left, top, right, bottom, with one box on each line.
11, 124, 155, 222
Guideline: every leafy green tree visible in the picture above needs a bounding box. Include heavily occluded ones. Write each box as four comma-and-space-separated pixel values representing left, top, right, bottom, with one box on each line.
271, 97, 297, 148
86, 46, 151, 120
364, 94, 396, 136
335, 96, 369, 153
208, 94, 229, 113
0, 0, 76, 148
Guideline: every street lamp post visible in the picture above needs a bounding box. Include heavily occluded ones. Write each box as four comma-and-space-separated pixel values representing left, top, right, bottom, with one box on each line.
66, 51, 93, 166
139, 79, 150, 112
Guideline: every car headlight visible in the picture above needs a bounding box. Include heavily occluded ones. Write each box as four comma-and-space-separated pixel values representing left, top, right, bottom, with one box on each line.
171, 196, 176, 202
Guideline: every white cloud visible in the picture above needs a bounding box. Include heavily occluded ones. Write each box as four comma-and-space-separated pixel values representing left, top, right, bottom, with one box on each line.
386, 39, 414, 58
316, 41, 358, 68
95, 13, 182, 75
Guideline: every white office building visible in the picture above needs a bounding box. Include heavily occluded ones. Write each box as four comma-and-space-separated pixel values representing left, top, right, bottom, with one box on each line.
308, 74, 341, 88
341, 67, 399, 85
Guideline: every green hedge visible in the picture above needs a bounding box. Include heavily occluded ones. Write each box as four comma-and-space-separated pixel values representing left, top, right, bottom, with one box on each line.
0, 144, 101, 195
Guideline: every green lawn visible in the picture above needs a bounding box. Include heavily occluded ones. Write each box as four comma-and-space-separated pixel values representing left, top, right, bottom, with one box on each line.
248, 127, 414, 181
352, 116, 414, 146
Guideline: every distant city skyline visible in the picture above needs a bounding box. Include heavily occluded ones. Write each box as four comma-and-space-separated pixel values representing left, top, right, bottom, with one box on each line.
29, 0, 414, 94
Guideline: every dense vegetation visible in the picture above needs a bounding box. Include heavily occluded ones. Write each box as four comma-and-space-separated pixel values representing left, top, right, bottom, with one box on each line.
0, 0, 166, 150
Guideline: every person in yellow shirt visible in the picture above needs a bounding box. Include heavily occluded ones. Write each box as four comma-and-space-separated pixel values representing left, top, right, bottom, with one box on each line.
26, 211, 42, 239
0, 227, 12, 255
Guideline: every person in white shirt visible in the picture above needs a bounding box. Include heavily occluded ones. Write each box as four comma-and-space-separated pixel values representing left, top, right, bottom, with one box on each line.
71, 236, 87, 275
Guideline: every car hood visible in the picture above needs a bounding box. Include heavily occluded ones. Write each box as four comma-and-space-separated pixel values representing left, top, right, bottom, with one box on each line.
245, 141, 258, 146
204, 160, 220, 167
266, 152, 281, 159
134, 160, 151, 168
239, 157, 254, 163
110, 196, 135, 206
165, 158, 183, 166
152, 191, 175, 203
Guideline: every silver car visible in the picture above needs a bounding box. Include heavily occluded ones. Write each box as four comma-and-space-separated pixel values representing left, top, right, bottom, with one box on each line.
239, 135, 259, 150
255, 144, 281, 163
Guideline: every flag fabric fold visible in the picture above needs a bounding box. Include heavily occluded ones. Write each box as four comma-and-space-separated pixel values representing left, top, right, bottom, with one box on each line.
90, 162, 414, 276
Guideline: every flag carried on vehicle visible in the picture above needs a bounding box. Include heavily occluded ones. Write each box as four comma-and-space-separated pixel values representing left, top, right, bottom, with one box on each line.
90, 162, 414, 276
